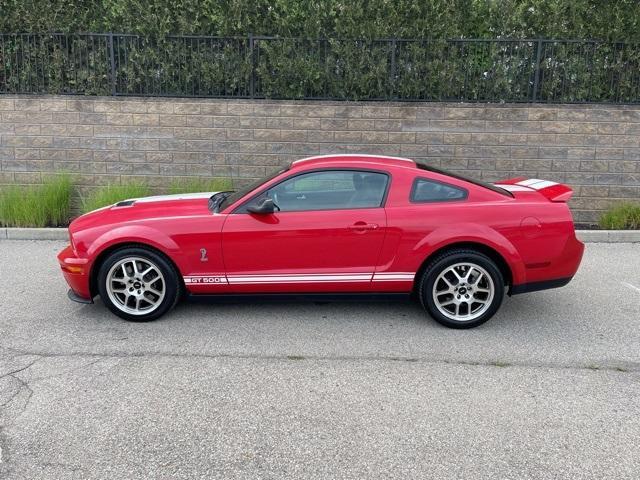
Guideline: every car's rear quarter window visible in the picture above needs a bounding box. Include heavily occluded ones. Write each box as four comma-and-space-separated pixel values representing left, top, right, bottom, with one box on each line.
415, 162, 513, 197
410, 178, 468, 203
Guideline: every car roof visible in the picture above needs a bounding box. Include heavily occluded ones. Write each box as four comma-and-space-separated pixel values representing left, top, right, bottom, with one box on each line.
289, 154, 513, 198
290, 154, 417, 169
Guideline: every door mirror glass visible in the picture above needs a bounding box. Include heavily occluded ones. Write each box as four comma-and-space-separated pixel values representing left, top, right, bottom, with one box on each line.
246, 197, 279, 214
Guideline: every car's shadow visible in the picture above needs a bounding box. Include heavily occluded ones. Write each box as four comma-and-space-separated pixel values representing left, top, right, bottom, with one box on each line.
86, 291, 563, 332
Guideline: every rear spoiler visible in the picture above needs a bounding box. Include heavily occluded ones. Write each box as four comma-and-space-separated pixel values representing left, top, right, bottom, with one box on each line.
495, 177, 574, 202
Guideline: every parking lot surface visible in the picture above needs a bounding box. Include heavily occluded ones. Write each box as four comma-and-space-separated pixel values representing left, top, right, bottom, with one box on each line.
1, 241, 639, 479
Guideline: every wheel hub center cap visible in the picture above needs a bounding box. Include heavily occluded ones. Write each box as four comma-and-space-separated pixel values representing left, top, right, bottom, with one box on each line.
458, 287, 467, 294
133, 281, 142, 289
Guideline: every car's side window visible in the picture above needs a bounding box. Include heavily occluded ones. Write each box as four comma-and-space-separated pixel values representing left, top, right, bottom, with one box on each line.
257, 170, 389, 212
410, 177, 467, 203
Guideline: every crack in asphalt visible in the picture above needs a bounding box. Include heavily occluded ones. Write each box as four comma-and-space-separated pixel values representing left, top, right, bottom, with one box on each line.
0, 372, 34, 472
1, 348, 638, 374
0, 377, 30, 412
0, 355, 107, 474
1, 374, 34, 417
621, 281, 640, 294
0, 358, 41, 432
0, 356, 41, 419
0, 357, 42, 379
0, 345, 637, 477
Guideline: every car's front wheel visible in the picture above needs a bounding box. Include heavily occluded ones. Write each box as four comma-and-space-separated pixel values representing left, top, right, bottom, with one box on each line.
97, 247, 181, 322
419, 249, 504, 329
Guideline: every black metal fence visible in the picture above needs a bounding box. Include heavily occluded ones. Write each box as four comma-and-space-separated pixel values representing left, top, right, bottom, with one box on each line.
1, 33, 639, 103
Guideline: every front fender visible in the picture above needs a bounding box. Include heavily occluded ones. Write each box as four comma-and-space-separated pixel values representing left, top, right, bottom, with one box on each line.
413, 223, 527, 285
85, 224, 186, 275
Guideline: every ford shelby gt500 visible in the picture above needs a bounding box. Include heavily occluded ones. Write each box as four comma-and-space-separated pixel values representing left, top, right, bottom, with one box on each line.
58, 154, 584, 328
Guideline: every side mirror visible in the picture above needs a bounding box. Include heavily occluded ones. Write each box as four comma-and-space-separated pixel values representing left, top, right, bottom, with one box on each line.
247, 198, 278, 215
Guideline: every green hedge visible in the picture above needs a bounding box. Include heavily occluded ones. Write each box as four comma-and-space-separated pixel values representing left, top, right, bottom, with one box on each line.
2, 1, 640, 102
2, 34, 639, 102
2, 0, 640, 40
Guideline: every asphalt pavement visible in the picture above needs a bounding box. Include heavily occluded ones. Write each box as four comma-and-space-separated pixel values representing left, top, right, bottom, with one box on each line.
1, 241, 639, 479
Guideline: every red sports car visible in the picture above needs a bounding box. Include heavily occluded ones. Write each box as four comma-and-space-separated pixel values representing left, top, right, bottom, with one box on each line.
58, 154, 584, 328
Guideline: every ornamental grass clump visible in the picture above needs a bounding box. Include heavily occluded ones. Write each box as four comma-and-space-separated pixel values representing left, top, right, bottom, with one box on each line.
598, 203, 640, 230
82, 182, 152, 213
0, 175, 72, 227
168, 177, 232, 194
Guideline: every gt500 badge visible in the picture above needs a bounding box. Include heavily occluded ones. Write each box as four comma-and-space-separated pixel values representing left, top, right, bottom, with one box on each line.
184, 276, 228, 284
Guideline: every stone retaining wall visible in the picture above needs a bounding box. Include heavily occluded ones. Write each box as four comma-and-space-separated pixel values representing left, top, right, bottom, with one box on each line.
1, 95, 639, 222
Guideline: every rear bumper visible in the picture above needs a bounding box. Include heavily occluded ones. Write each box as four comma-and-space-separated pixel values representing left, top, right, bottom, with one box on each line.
57, 245, 93, 302
511, 232, 584, 295
509, 276, 573, 295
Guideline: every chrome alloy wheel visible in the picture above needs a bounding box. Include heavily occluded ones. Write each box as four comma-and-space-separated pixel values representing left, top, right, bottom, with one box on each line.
106, 256, 166, 316
432, 262, 495, 322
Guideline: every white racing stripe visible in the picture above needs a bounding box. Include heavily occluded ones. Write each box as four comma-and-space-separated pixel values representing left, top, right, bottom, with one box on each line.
515, 179, 559, 190
228, 274, 372, 284
183, 272, 417, 285
527, 180, 558, 190
130, 192, 218, 204
494, 184, 531, 192
517, 178, 545, 186
372, 273, 415, 282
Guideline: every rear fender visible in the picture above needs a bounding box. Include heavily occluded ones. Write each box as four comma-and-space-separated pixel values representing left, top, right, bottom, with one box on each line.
413, 223, 527, 285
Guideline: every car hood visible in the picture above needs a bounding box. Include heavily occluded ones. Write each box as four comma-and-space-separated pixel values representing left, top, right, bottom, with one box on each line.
70, 192, 219, 233
114, 192, 219, 206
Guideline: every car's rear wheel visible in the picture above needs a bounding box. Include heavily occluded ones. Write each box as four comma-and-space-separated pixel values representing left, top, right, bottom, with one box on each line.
97, 247, 181, 322
419, 249, 504, 329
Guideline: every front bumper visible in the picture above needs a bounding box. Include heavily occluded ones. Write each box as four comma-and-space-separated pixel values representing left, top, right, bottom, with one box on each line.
57, 245, 93, 302
68, 288, 93, 304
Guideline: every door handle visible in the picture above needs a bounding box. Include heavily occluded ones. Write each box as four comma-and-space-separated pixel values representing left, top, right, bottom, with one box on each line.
348, 222, 379, 232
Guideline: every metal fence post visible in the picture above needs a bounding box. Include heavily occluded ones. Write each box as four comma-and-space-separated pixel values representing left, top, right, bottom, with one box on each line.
108, 33, 116, 96
248, 33, 255, 98
532, 38, 543, 102
389, 38, 397, 99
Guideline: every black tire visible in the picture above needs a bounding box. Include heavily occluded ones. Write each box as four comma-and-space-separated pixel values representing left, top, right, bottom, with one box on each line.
97, 246, 182, 322
419, 249, 504, 329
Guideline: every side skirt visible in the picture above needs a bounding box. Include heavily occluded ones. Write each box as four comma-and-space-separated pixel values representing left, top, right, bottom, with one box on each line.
185, 292, 412, 304
509, 276, 573, 296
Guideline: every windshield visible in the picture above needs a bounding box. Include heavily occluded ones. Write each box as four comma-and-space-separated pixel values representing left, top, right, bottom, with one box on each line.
217, 165, 289, 211
415, 162, 513, 197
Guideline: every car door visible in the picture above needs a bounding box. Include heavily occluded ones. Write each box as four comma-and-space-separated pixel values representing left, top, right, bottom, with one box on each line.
221, 169, 389, 293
